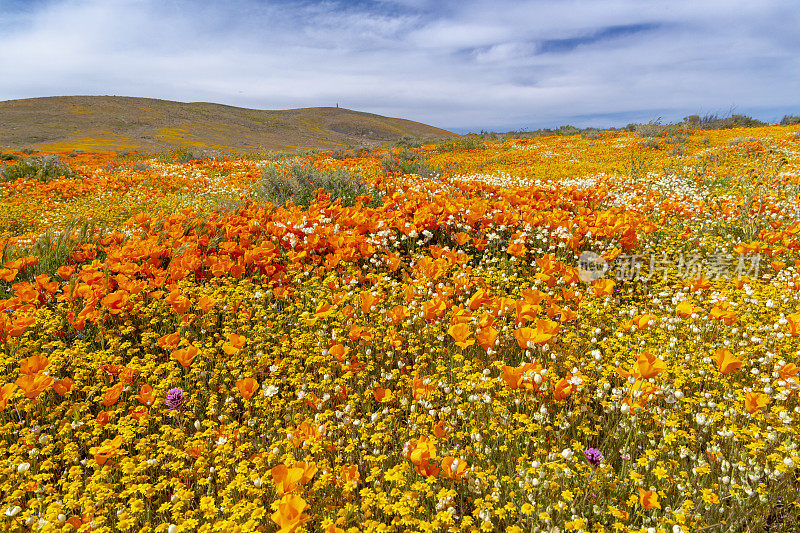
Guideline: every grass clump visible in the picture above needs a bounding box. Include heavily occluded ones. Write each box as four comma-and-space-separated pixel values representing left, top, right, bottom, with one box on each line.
155, 147, 197, 164
1, 218, 98, 288
684, 113, 767, 129
433, 135, 485, 153
0, 154, 75, 183
381, 148, 442, 179
252, 159, 380, 208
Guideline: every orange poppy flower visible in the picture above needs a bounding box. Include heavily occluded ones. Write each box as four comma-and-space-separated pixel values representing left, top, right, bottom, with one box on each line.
165, 289, 191, 315
271, 462, 318, 495
447, 323, 474, 349
786, 313, 800, 336
236, 377, 259, 400
186, 442, 206, 459
372, 387, 393, 403
15, 373, 53, 399
713, 348, 743, 375
675, 299, 700, 319
0, 382, 16, 411
530, 318, 560, 344
476, 325, 498, 350
20, 355, 49, 375
270, 494, 310, 533
360, 291, 380, 314
454, 232, 471, 246
777, 363, 798, 380
222, 333, 247, 355
744, 392, 771, 414
0, 268, 18, 283
96, 411, 110, 427
414, 459, 440, 477
501, 362, 544, 393
635, 314, 657, 330
592, 278, 615, 297
129, 406, 148, 421
55, 265, 75, 280
136, 384, 156, 406
635, 351, 667, 380
506, 239, 526, 257
328, 344, 349, 362
100, 290, 130, 315
52, 377, 74, 397
403, 436, 437, 466
432, 420, 448, 439
639, 488, 661, 510
422, 298, 447, 322
102, 382, 124, 407
412, 375, 436, 400
157, 332, 181, 351
196, 296, 217, 312
171, 345, 199, 368
92, 435, 124, 466
337, 464, 360, 486
553, 375, 576, 401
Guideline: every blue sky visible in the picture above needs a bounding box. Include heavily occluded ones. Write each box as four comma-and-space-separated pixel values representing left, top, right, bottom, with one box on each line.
0, 0, 798, 133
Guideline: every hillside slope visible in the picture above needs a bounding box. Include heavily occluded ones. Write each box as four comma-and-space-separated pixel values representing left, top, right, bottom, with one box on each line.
0, 95, 455, 152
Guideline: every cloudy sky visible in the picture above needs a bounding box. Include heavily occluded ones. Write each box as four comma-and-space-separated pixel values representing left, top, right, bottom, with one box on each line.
0, 0, 798, 133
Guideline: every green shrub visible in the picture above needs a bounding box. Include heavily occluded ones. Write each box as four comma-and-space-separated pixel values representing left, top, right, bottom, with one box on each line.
156, 147, 196, 164
693, 114, 766, 129
635, 119, 678, 138
0, 154, 75, 183
252, 159, 381, 208
381, 149, 441, 179
433, 135, 485, 153
780, 115, 800, 125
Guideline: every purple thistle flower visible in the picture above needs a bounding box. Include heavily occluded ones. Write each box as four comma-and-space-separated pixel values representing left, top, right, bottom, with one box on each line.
166, 387, 186, 411
584, 448, 603, 468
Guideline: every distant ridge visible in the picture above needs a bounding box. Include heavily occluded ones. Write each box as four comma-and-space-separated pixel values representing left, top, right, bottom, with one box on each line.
0, 95, 456, 152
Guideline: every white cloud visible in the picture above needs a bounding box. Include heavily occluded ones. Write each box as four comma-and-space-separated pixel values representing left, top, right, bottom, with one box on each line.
0, 0, 798, 132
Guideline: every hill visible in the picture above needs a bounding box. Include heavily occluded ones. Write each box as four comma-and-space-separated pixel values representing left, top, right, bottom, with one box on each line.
0, 95, 455, 152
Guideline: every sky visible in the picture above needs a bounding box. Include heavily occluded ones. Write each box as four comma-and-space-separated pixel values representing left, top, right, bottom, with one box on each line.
0, 0, 798, 133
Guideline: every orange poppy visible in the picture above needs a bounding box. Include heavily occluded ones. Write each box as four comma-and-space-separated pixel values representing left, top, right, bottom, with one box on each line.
236, 377, 259, 400
639, 488, 661, 510
271, 462, 318, 495
222, 333, 247, 355
713, 348, 743, 375
553, 375, 576, 401
197, 296, 217, 312
372, 387, 393, 403
337, 464, 360, 486
20, 355, 49, 375
171, 345, 199, 368
136, 384, 156, 406
15, 373, 53, 399
592, 278, 615, 297
447, 323, 474, 349
52, 377, 74, 396
0, 383, 16, 411
744, 392, 771, 414
102, 382, 124, 407
96, 411, 110, 427
270, 494, 310, 533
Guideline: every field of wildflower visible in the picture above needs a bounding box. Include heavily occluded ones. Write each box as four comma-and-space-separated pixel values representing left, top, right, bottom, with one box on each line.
1, 123, 799, 533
